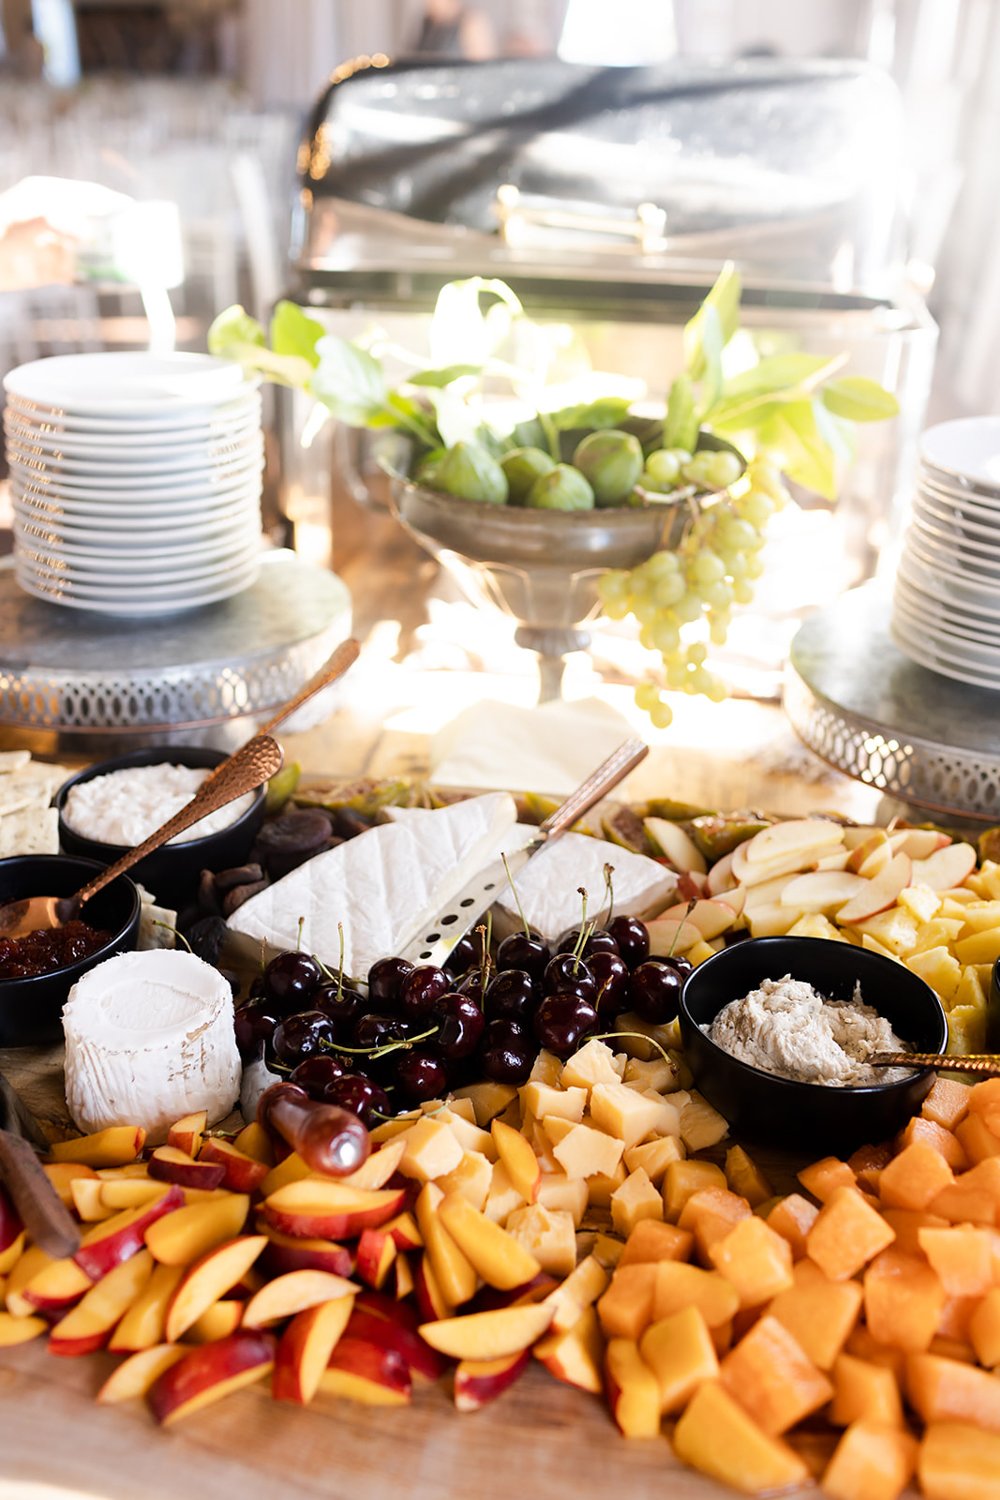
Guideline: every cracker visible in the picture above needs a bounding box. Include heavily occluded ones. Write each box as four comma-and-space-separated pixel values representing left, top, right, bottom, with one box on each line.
0, 806, 59, 856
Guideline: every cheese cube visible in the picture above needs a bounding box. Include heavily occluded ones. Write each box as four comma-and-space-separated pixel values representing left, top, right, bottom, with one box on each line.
439, 1096, 477, 1124
537, 1172, 589, 1225
505, 1204, 577, 1278
436, 1150, 493, 1211
543, 1253, 610, 1333
483, 1160, 524, 1224
560, 1040, 623, 1092
590, 1081, 679, 1149
898, 884, 942, 923
521, 1081, 588, 1123
611, 1168, 664, 1237
398, 1116, 464, 1182
624, 1136, 685, 1184
679, 1094, 729, 1152
541, 1114, 577, 1147
437, 1109, 497, 1160
623, 1057, 680, 1094
552, 1121, 626, 1180
905, 947, 962, 1007
450, 1081, 518, 1127
528, 1050, 564, 1086
588, 1161, 628, 1207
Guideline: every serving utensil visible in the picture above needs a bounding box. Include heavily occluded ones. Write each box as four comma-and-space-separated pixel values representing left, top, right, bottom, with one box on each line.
240, 1050, 369, 1177
0, 1070, 80, 1258
870, 1052, 1000, 1076
0, 734, 283, 938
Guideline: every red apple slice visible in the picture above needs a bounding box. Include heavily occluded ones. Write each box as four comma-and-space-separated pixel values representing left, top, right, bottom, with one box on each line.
857, 843, 893, 881
419, 1303, 554, 1360
262, 1181, 405, 1241
242, 1267, 356, 1330
713, 885, 746, 918
889, 829, 952, 859
318, 1336, 412, 1405
147, 1330, 275, 1424
197, 1139, 269, 1193
835, 852, 912, 924
747, 905, 801, 939
74, 1186, 183, 1281
779, 872, 868, 912
841, 826, 882, 850
743, 819, 845, 866
272, 1296, 354, 1404
164, 1235, 268, 1343
149, 1146, 226, 1191
845, 831, 889, 873
645, 918, 702, 956
705, 850, 737, 897
656, 899, 738, 942
50, 1249, 154, 1357
97, 1344, 188, 1403
816, 849, 851, 871
644, 818, 707, 875
910, 843, 977, 892
675, 870, 708, 903
454, 1349, 530, 1411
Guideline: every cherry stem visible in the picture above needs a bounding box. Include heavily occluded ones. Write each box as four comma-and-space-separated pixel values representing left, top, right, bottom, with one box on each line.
319, 1024, 440, 1062
666, 899, 698, 958
336, 923, 346, 1003
603, 863, 616, 928
154, 920, 190, 954
296, 915, 306, 952
572, 889, 589, 971
590, 1029, 677, 1071
502, 853, 531, 941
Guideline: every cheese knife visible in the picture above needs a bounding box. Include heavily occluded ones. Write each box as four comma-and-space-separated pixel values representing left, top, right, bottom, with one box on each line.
0, 1070, 81, 1259
401, 736, 649, 968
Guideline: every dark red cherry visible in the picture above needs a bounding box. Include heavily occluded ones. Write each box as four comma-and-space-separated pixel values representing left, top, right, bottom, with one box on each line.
543, 952, 597, 1003
496, 930, 550, 981
587, 951, 630, 1016
233, 999, 278, 1059
432, 992, 485, 1061
351, 1012, 404, 1053
263, 950, 323, 1011
395, 1050, 449, 1104
321, 1072, 389, 1125
314, 980, 366, 1026
484, 968, 537, 1023
290, 1053, 346, 1096
533, 993, 598, 1058
607, 915, 650, 968
480, 1018, 534, 1083
399, 964, 451, 1019
368, 956, 414, 1008
556, 926, 619, 958
443, 933, 479, 976
272, 1009, 337, 1065
628, 960, 683, 1023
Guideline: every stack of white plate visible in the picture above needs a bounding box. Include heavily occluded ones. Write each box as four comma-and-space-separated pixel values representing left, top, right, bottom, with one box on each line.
3, 352, 263, 616
892, 416, 1000, 691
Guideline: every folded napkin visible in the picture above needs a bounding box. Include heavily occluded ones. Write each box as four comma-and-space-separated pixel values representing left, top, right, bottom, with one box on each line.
431, 697, 640, 795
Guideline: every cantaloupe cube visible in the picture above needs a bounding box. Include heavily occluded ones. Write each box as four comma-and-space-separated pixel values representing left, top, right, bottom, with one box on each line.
969, 1287, 1000, 1368
708, 1216, 794, 1308
618, 1220, 692, 1268
845, 1326, 907, 1381
830, 1353, 904, 1428
640, 1304, 718, 1415
906, 1352, 1000, 1432
623, 1136, 683, 1184
880, 1208, 948, 1256
559, 1040, 621, 1091
719, 1314, 833, 1434
807, 1186, 896, 1281
928, 1336, 977, 1364
878, 1141, 955, 1211
848, 1141, 894, 1196
672, 1380, 811, 1495
821, 1420, 917, 1500
604, 1338, 661, 1437
922, 1077, 972, 1132
863, 1247, 945, 1352
918, 1421, 1000, 1500
678, 1187, 751, 1262
969, 1078, 1000, 1117
930, 1157, 1000, 1225
937, 1296, 977, 1343
586, 1162, 627, 1208
551, 1122, 624, 1181
955, 1113, 1000, 1165
768, 1258, 862, 1370
919, 1225, 995, 1297
766, 1193, 819, 1259
723, 1146, 773, 1208
798, 1156, 857, 1203
592, 1233, 624, 1269
596, 1264, 657, 1340
520, 1081, 587, 1123
896, 1116, 968, 1170
662, 1159, 727, 1222
652, 1261, 739, 1330
610, 1169, 663, 1238
505, 1204, 576, 1279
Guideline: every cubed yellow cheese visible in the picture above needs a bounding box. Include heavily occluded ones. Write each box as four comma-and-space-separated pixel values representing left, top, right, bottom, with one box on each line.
905, 946, 962, 1006
505, 1203, 577, 1278
528, 1049, 564, 1086
590, 1082, 680, 1148
483, 1160, 525, 1224
611, 1168, 664, 1237
622, 1057, 679, 1094
536, 1172, 589, 1225
437, 1109, 497, 1160
436, 1150, 494, 1211
450, 1081, 518, 1127
679, 1093, 729, 1152
398, 1116, 464, 1182
588, 1161, 628, 1208
624, 1136, 685, 1184
898, 884, 942, 923
560, 1040, 623, 1091
540, 1115, 577, 1147
552, 1121, 626, 1180
521, 1081, 587, 1123
441, 1096, 477, 1125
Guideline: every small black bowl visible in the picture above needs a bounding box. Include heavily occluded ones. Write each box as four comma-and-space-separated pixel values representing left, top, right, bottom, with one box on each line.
0, 855, 142, 1046
680, 936, 948, 1156
55, 745, 266, 907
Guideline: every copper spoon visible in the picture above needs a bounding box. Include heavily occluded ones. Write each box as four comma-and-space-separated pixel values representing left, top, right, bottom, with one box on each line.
870, 1052, 1000, 1077
256, 637, 359, 738
0, 733, 284, 938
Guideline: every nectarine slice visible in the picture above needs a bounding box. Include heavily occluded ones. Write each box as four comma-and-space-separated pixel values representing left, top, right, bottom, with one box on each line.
491, 1118, 541, 1204
438, 1191, 541, 1291
50, 1249, 154, 1357
165, 1235, 267, 1342
534, 1305, 603, 1394
415, 1183, 477, 1307
419, 1303, 553, 1361
0, 1310, 46, 1345
241, 1267, 356, 1330
74, 1186, 183, 1281
318, 1336, 411, 1406
262, 1181, 405, 1240
272, 1297, 355, 1404
50, 1125, 146, 1168
184, 1300, 244, 1343
455, 1349, 530, 1411
148, 1330, 275, 1424
145, 1194, 250, 1267
109, 1263, 185, 1353
149, 1146, 226, 1192
97, 1344, 187, 1403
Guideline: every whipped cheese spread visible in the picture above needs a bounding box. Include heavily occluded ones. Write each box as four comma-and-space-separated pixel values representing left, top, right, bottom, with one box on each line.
706, 974, 912, 1087
63, 763, 254, 846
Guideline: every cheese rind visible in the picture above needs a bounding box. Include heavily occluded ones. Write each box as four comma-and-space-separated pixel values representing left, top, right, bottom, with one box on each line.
62, 950, 240, 1143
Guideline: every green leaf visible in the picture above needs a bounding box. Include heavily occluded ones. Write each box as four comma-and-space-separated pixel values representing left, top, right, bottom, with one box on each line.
429, 277, 523, 367
208, 304, 315, 388
684, 262, 741, 380
664, 374, 698, 452
547, 396, 633, 431
407, 363, 481, 388
309, 335, 387, 426
208, 304, 264, 355
695, 303, 725, 414
719, 353, 841, 403
270, 300, 325, 369
758, 399, 837, 500
821, 376, 900, 422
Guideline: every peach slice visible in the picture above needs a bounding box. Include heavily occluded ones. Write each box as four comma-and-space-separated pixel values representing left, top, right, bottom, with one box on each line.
779, 871, 867, 912
167, 1111, 207, 1159
535, 1305, 604, 1394
101, 1179, 184, 1211
109, 1263, 185, 1352
148, 1330, 276, 1424
97, 1344, 188, 1403
454, 1349, 530, 1411
50, 1126, 146, 1168
438, 1192, 542, 1291
836, 853, 912, 925
50, 1249, 154, 1357
318, 1336, 412, 1406
4, 1245, 53, 1316
344, 1305, 446, 1380
71, 1178, 115, 1222
164, 1235, 268, 1343
232, 1122, 273, 1166
543, 1254, 610, 1335
149, 1146, 226, 1192
604, 1337, 661, 1437
40, 1163, 96, 1211
21, 1255, 92, 1313
184, 1300, 244, 1343
262, 1181, 405, 1241
491, 1118, 541, 1204
260, 1227, 354, 1280
413, 1254, 452, 1323
911, 844, 977, 892
241, 1267, 356, 1330
74, 1186, 183, 1281
382, 1212, 422, 1253
145, 1193, 250, 1267
394, 1254, 414, 1302
419, 1303, 553, 1361
354, 1228, 396, 1290
415, 1183, 477, 1307
272, 1296, 355, 1404
0, 1310, 46, 1345
197, 1139, 270, 1193
260, 1153, 312, 1198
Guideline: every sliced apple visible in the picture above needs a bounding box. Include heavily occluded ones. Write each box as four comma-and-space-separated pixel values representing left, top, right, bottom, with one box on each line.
318, 1336, 411, 1406
263, 1181, 405, 1241
74, 1186, 183, 1282
167, 1111, 207, 1159
705, 850, 738, 896
415, 1183, 477, 1307
338, 1139, 407, 1191
644, 817, 707, 875
454, 1349, 529, 1411
261, 1227, 354, 1280
645, 918, 702, 956
145, 1193, 250, 1267
835, 852, 912, 925
345, 1305, 447, 1381
241, 1267, 356, 1330
149, 1146, 226, 1191
910, 843, 977, 892
889, 828, 952, 859
272, 1296, 354, 1404
815, 849, 850, 871
354, 1228, 396, 1290
746, 905, 800, 939
109, 1263, 185, 1352
41, 1163, 96, 1211
656, 899, 738, 941
197, 1139, 269, 1193
743, 819, 845, 866
779, 871, 867, 912
419, 1303, 553, 1361
50, 1249, 154, 1357
712, 885, 746, 917
845, 831, 888, 872
148, 1330, 275, 1425
71, 1177, 115, 1222
534, 1304, 604, 1393
858, 842, 894, 880
97, 1344, 188, 1403
184, 1300, 245, 1343
438, 1191, 542, 1291
21, 1255, 92, 1313
732, 841, 822, 888
50, 1126, 146, 1168
0, 1310, 46, 1345
164, 1235, 267, 1343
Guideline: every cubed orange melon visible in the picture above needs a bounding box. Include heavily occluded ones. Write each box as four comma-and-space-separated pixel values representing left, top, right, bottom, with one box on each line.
807, 1186, 896, 1281
766, 1193, 819, 1259
768, 1258, 862, 1370
617, 1220, 692, 1268
863, 1247, 945, 1352
678, 1188, 751, 1263
672, 1380, 810, 1495
968, 1078, 1000, 1119
639, 1304, 718, 1416
724, 1146, 773, 1208
921, 1077, 971, 1132
896, 1116, 968, 1171
848, 1142, 894, 1196
918, 1421, 1000, 1500
927, 1336, 977, 1364
821, 1420, 917, 1500
969, 1287, 1000, 1368
955, 1113, 1000, 1165
662, 1159, 727, 1222
845, 1325, 906, 1382
708, 1216, 793, 1308
880, 1208, 948, 1256
938, 1296, 978, 1343
652, 1261, 739, 1330
830, 1353, 904, 1428
719, 1313, 832, 1435
798, 1157, 856, 1203
919, 1225, 995, 1297
596, 1263, 657, 1341
877, 1141, 954, 1211
906, 1352, 1000, 1432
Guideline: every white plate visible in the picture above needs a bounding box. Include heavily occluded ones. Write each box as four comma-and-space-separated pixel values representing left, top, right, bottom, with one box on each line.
17, 549, 260, 593
890, 623, 1000, 690
12, 517, 260, 565
4, 403, 261, 449
4, 433, 262, 479
8, 454, 263, 499
917, 479, 1000, 522
12, 489, 261, 529
914, 495, 1000, 544
15, 568, 258, 617
893, 589, 1000, 647
898, 551, 1000, 619
893, 572, 1000, 633
920, 417, 1000, 489
11, 475, 261, 516
4, 389, 260, 435
891, 615, 1000, 678
13, 511, 261, 548
907, 529, 1000, 582
912, 512, 1000, 560
4, 352, 247, 412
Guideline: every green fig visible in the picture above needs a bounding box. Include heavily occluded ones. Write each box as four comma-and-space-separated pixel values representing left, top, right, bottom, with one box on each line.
436, 441, 509, 504
572, 429, 643, 506
525, 463, 595, 512
501, 446, 556, 504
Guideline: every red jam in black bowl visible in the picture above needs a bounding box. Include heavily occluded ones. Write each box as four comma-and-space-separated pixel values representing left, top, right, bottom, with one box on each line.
0, 920, 112, 979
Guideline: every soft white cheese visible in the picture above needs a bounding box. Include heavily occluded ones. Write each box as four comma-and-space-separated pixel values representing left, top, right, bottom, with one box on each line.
62, 764, 254, 846
62, 949, 241, 1142
227, 792, 518, 974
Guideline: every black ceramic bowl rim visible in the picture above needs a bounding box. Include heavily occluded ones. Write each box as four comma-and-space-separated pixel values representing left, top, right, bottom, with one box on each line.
54, 745, 266, 858
0, 853, 142, 992
680, 936, 949, 1099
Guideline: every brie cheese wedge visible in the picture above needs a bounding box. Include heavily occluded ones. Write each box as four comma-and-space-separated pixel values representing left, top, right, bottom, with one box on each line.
228, 792, 518, 974
62, 950, 241, 1142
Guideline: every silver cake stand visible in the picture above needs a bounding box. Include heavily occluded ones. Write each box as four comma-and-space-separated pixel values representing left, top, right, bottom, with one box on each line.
0, 551, 352, 754
785, 582, 1000, 824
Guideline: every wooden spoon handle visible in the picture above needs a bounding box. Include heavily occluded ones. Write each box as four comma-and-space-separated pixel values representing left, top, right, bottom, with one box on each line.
72, 734, 284, 912
870, 1052, 1000, 1076
256, 638, 360, 739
